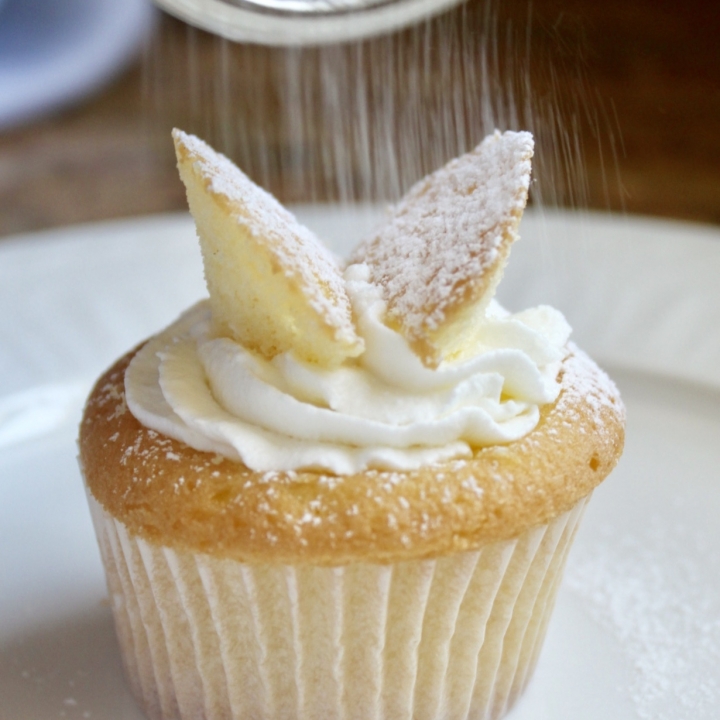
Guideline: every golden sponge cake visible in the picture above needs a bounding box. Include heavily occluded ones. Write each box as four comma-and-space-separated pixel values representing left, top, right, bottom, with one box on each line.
173, 129, 363, 367
352, 131, 533, 367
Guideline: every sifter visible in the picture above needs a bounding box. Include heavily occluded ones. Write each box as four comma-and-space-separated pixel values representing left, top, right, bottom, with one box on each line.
154, 0, 465, 45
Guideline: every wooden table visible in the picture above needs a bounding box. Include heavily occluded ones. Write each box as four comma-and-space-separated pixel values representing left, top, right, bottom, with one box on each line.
0, 0, 717, 239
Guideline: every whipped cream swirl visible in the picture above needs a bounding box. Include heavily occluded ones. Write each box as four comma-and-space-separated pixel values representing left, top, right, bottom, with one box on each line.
126, 264, 570, 474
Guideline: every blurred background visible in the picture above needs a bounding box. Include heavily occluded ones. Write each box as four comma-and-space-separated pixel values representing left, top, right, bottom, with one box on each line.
0, 0, 717, 240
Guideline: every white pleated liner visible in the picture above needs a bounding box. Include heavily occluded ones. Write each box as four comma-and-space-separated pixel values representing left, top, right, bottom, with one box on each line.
88, 494, 588, 720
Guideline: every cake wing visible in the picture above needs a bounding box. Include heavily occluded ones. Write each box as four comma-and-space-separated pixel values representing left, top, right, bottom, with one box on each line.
352, 130, 533, 367
173, 129, 363, 367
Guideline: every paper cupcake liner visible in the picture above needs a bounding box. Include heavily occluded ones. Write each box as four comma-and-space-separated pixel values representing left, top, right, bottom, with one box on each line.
88, 493, 588, 720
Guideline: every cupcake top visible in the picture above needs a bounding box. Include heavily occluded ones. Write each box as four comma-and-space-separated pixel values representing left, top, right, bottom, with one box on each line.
124, 130, 581, 475
80, 343, 623, 565
79, 129, 625, 564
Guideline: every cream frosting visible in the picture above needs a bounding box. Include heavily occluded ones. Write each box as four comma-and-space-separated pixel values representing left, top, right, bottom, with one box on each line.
125, 263, 570, 474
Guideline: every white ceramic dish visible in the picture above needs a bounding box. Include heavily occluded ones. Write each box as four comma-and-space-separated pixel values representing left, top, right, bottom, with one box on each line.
1, 208, 719, 719
0, 0, 155, 130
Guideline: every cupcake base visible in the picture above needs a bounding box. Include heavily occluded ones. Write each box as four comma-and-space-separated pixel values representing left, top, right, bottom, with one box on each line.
88, 493, 588, 720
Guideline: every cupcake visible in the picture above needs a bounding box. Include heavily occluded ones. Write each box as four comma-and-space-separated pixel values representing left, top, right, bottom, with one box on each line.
79, 129, 624, 720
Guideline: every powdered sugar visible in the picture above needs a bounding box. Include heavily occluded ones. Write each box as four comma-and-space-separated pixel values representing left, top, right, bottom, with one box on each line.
353, 131, 533, 343
556, 343, 624, 442
566, 520, 720, 719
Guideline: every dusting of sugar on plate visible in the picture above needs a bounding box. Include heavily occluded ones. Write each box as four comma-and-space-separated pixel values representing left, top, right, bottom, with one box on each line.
565, 519, 720, 719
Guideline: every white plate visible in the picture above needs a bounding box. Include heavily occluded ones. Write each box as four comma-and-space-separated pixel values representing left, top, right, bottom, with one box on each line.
1, 208, 719, 719
0, 0, 155, 130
